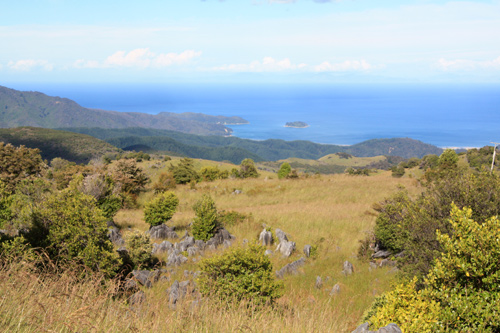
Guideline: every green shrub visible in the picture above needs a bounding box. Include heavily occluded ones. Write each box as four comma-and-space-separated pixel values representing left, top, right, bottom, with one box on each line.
200, 166, 221, 182
144, 191, 179, 227
28, 189, 121, 278
0, 181, 13, 229
169, 158, 200, 184
192, 194, 219, 241
124, 231, 153, 269
239, 158, 259, 178
277, 162, 291, 179
365, 207, 500, 332
197, 243, 284, 306
391, 165, 405, 177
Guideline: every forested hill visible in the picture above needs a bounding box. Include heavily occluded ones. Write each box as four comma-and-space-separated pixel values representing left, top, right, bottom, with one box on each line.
64, 127, 443, 161
0, 85, 245, 135
0, 127, 121, 164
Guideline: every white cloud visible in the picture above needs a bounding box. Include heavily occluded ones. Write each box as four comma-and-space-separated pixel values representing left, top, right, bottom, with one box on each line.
314, 60, 373, 72
437, 56, 500, 71
7, 59, 53, 71
74, 48, 202, 69
213, 57, 307, 72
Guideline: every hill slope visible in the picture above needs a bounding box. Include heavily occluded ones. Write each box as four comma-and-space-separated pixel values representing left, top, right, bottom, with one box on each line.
0, 127, 121, 164
0, 85, 246, 135
65, 127, 443, 161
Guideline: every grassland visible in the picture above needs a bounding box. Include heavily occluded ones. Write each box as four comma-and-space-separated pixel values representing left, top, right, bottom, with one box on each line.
0, 156, 422, 332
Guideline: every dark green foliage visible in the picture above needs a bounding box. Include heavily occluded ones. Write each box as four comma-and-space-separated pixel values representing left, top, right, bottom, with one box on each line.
0, 127, 121, 164
277, 162, 291, 179
169, 158, 200, 184
405, 157, 421, 168
9, 178, 52, 230
438, 148, 459, 169
124, 231, 153, 269
197, 243, 284, 306
68, 128, 443, 163
335, 152, 353, 159
0, 142, 45, 192
239, 158, 259, 178
27, 189, 121, 278
391, 165, 405, 177
192, 194, 219, 241
77, 174, 123, 220
372, 168, 500, 281
200, 166, 223, 182
467, 146, 500, 170
144, 192, 179, 227
346, 167, 370, 176
0, 181, 13, 229
419, 154, 439, 170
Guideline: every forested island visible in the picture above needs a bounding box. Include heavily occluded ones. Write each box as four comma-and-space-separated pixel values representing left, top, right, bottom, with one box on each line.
285, 121, 309, 128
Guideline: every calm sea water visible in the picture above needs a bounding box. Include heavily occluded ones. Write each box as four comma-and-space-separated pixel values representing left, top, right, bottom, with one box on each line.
8, 82, 500, 148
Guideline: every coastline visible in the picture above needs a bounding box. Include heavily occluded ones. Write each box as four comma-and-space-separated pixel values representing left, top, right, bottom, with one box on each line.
284, 125, 310, 129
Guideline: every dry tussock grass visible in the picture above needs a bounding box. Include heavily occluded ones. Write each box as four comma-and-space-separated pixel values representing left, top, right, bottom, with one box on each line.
2, 169, 420, 332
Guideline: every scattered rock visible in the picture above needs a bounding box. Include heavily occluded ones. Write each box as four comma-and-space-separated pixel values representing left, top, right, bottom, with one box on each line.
206, 228, 235, 248
352, 322, 402, 333
131, 269, 161, 288
330, 283, 341, 296
276, 257, 306, 278
106, 220, 118, 228
264, 250, 273, 256
108, 228, 124, 246
151, 241, 173, 255
342, 260, 354, 275
168, 280, 195, 305
379, 259, 397, 268
275, 228, 288, 243
147, 224, 178, 240
128, 291, 146, 307
372, 250, 391, 259
369, 262, 378, 271
232, 190, 242, 195
187, 246, 199, 257
178, 236, 195, 252
167, 252, 188, 266
276, 240, 296, 257
259, 228, 273, 246
315, 276, 323, 289
303, 245, 312, 258
195, 240, 206, 250
124, 278, 139, 292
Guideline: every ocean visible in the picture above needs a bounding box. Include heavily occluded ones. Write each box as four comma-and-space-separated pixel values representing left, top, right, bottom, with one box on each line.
8, 82, 500, 148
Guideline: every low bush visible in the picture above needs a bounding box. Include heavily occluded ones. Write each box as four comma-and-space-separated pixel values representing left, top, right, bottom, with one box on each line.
144, 191, 179, 227
197, 243, 284, 306
192, 194, 219, 241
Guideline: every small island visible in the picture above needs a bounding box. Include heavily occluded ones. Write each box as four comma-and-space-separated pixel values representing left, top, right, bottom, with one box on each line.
285, 121, 309, 128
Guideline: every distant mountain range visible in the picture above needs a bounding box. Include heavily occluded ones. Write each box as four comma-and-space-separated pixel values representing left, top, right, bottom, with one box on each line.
0, 85, 247, 135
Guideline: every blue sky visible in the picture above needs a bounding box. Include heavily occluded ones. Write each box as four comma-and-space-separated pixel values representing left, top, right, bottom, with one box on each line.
1, 0, 500, 84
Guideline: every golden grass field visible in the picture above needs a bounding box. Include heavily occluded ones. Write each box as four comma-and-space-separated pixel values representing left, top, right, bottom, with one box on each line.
0, 157, 422, 332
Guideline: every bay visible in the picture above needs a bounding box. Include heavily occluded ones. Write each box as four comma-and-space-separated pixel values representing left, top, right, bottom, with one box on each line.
8, 82, 500, 148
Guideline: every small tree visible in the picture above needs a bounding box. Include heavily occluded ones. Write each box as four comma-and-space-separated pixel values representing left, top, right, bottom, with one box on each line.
152, 171, 176, 193
192, 194, 219, 241
438, 149, 459, 169
200, 166, 221, 182
197, 243, 284, 306
239, 158, 259, 178
144, 191, 179, 227
169, 158, 200, 184
277, 162, 291, 179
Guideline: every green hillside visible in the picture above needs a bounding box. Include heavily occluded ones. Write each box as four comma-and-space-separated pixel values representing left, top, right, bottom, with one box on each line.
0, 127, 121, 164
0, 85, 244, 135
64, 127, 443, 161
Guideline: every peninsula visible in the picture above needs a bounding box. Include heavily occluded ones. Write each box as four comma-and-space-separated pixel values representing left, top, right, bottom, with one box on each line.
285, 121, 309, 128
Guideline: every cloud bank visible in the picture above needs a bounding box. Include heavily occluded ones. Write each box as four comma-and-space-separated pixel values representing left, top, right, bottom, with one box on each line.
7, 59, 54, 71
74, 48, 202, 69
437, 56, 500, 71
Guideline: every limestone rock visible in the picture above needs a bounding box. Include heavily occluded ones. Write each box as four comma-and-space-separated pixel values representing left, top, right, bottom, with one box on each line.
276, 240, 296, 257
151, 241, 173, 255
276, 257, 306, 278
147, 224, 178, 240
108, 228, 124, 246
315, 276, 323, 289
167, 252, 188, 266
128, 291, 146, 307
303, 245, 312, 258
330, 283, 341, 296
342, 260, 354, 275
275, 228, 288, 243
372, 250, 391, 259
259, 228, 273, 246
352, 323, 402, 333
